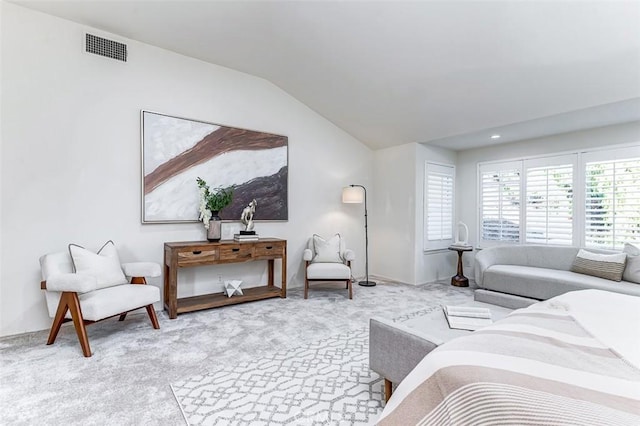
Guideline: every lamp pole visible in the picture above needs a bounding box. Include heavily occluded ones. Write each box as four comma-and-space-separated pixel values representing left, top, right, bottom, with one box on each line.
349, 184, 376, 287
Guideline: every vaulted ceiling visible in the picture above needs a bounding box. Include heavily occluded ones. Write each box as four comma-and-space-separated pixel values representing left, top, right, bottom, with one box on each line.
13, 0, 640, 150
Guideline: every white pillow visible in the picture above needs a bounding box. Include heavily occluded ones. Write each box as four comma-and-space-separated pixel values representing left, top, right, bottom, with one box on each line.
312, 234, 343, 263
623, 243, 640, 284
69, 240, 127, 290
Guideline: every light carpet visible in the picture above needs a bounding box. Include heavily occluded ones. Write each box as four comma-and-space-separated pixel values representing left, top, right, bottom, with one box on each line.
172, 328, 382, 425
172, 306, 442, 426
1, 279, 473, 425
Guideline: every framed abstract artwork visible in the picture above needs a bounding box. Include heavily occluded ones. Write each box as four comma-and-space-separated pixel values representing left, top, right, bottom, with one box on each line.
141, 110, 288, 223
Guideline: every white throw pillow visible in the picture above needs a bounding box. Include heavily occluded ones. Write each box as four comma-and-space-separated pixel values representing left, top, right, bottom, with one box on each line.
571, 249, 627, 282
69, 240, 128, 290
312, 234, 343, 263
623, 243, 640, 284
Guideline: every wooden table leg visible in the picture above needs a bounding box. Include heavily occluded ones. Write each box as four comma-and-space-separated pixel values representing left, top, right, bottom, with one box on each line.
163, 262, 170, 314
451, 249, 469, 287
384, 378, 393, 402
268, 259, 274, 287
165, 257, 178, 319
281, 244, 287, 298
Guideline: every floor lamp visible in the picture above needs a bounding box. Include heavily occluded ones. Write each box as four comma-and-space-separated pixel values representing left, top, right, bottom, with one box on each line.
342, 184, 376, 287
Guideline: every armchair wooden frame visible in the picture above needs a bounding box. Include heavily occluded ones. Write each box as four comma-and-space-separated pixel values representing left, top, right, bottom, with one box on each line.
40, 276, 159, 357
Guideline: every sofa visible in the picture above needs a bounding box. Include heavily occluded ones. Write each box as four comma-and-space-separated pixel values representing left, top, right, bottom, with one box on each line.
474, 245, 640, 308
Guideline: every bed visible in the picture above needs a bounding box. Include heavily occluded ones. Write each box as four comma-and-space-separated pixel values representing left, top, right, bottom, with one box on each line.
377, 289, 640, 425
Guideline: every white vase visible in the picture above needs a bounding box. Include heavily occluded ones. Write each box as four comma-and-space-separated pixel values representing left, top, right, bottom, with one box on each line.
207, 211, 221, 242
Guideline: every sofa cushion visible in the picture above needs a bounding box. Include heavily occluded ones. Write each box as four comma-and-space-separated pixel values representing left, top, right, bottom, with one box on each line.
482, 265, 640, 300
571, 249, 626, 282
307, 262, 350, 280
64, 284, 160, 321
623, 243, 640, 284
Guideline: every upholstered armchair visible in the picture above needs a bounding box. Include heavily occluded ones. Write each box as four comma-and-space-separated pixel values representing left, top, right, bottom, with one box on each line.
303, 234, 355, 299
39, 241, 161, 357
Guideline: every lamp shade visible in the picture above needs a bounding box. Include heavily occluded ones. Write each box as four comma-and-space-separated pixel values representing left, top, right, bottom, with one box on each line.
342, 186, 364, 203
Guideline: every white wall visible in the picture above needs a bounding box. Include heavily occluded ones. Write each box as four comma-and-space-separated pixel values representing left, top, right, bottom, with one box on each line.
0, 1, 4, 334
0, 3, 373, 336
371, 143, 457, 285
456, 121, 640, 274
371, 143, 416, 284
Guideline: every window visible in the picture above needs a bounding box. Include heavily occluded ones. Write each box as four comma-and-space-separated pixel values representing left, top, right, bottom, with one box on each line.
479, 162, 521, 244
524, 156, 575, 246
478, 145, 640, 249
584, 150, 640, 250
424, 162, 454, 250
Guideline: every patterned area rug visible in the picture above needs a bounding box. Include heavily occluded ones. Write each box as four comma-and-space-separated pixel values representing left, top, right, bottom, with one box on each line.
171, 327, 386, 425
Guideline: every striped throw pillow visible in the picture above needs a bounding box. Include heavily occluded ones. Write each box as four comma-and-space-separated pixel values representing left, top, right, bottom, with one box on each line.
571, 249, 627, 282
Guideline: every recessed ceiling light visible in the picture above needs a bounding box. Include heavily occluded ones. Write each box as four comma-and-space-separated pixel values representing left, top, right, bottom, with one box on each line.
490, 134, 501, 139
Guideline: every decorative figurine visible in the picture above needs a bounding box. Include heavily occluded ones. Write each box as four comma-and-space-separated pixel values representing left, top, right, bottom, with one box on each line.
224, 280, 243, 298
240, 199, 257, 234
453, 221, 471, 247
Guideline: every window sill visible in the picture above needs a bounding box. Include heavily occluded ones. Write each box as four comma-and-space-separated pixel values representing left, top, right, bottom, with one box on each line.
423, 248, 452, 254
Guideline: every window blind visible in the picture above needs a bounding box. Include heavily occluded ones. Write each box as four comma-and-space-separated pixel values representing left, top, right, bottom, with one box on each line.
480, 165, 521, 244
478, 146, 639, 249
525, 164, 573, 245
585, 158, 640, 250
424, 163, 454, 250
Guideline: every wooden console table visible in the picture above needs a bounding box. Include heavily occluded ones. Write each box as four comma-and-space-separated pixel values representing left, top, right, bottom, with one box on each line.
164, 239, 287, 319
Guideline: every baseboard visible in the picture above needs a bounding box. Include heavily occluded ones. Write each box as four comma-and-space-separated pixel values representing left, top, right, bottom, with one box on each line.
368, 274, 412, 285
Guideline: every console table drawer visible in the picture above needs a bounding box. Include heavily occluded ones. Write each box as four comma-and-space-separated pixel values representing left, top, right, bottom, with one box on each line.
254, 242, 285, 258
219, 244, 253, 261
177, 248, 219, 266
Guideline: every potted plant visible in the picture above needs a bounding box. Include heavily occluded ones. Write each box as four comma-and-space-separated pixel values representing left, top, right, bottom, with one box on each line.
196, 177, 234, 241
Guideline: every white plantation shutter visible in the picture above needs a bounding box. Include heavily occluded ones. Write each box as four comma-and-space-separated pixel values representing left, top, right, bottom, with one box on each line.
479, 162, 521, 245
478, 146, 640, 249
424, 162, 454, 250
584, 150, 640, 250
525, 157, 575, 245
427, 173, 454, 240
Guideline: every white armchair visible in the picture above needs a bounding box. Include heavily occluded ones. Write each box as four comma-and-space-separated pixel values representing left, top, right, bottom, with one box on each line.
39, 241, 161, 357
303, 234, 355, 299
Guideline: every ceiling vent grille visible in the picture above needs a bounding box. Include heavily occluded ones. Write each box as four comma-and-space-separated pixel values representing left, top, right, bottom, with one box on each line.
85, 33, 127, 62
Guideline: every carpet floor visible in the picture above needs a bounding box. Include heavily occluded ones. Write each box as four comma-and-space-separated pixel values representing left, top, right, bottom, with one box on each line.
0, 279, 476, 425
171, 327, 383, 425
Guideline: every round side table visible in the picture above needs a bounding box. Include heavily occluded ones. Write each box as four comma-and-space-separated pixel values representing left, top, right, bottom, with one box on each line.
448, 245, 473, 287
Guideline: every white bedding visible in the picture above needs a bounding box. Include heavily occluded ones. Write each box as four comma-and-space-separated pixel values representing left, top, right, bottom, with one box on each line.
525, 289, 640, 367
377, 289, 640, 425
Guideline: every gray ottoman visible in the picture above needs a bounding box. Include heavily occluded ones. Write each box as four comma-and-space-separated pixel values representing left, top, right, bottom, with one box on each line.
369, 303, 512, 401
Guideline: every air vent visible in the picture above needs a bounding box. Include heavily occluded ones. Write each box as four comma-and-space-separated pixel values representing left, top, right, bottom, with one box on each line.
85, 33, 127, 62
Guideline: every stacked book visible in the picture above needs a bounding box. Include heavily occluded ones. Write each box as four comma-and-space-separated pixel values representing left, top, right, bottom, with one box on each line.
443, 305, 492, 331
234, 233, 259, 242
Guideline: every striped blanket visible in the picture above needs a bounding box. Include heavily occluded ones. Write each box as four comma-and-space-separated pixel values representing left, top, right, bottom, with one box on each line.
377, 290, 640, 425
